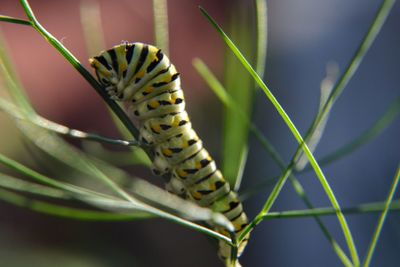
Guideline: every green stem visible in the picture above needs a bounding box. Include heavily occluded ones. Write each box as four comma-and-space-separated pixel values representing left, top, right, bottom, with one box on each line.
255, 0, 267, 77
193, 27, 352, 267
0, 15, 31, 26
363, 166, 400, 267
0, 153, 113, 199
152, 0, 169, 55
0, 98, 141, 146
264, 199, 400, 219
0, 188, 152, 221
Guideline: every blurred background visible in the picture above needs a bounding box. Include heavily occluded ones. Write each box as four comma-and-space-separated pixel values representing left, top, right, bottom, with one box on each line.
0, 0, 399, 266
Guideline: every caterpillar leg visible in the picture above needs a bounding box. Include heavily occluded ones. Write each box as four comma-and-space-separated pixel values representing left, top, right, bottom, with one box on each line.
165, 176, 187, 198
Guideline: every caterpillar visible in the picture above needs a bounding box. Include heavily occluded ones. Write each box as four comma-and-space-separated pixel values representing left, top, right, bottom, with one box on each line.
89, 42, 249, 266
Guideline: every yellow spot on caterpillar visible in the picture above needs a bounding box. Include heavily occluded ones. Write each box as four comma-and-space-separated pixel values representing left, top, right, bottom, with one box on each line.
192, 191, 202, 200
114, 47, 128, 73
120, 62, 127, 72
177, 169, 188, 178
136, 70, 145, 78
149, 101, 160, 109
172, 116, 180, 127
144, 87, 154, 93
162, 148, 173, 157
209, 183, 217, 191
89, 58, 96, 67
149, 47, 158, 60
220, 229, 229, 236
151, 124, 161, 134
195, 161, 202, 170
234, 223, 244, 232
99, 69, 111, 78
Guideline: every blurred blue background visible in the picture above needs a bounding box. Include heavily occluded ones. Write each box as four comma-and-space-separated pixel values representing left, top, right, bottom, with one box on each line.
0, 0, 399, 266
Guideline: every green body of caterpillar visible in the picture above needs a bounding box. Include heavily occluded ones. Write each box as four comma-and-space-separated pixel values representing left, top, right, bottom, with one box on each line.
90, 42, 249, 266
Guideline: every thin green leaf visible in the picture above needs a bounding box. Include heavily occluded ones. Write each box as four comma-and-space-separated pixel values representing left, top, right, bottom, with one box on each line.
0, 153, 113, 200
0, 98, 141, 147
264, 199, 400, 219
255, 0, 267, 77
363, 166, 400, 267
0, 188, 151, 221
202, 0, 397, 261
152, 0, 169, 55
221, 1, 260, 187
0, 15, 31, 26
200, 7, 359, 264
0, 34, 35, 114
193, 57, 352, 265
0, 173, 152, 220
0, 173, 70, 199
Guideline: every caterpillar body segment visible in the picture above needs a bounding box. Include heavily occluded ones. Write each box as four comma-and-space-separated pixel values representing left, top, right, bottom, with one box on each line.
90, 42, 249, 266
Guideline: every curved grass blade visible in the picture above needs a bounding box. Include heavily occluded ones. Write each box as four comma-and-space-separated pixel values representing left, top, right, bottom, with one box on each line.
199, 7, 359, 265
363, 165, 400, 267
193, 58, 353, 266
200, 1, 397, 262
